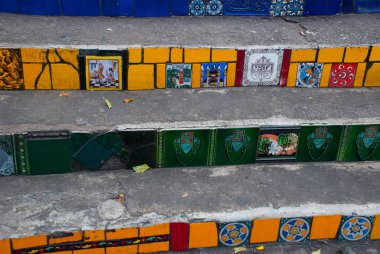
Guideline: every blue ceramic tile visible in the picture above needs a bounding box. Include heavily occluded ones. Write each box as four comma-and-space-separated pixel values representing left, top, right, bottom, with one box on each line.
223, 0, 270, 16
304, 0, 341, 15
19, 0, 60, 15
61, 0, 100, 16
172, 0, 189, 15
103, 0, 133, 16
355, 0, 380, 13
135, 0, 171, 17
0, 0, 19, 13
342, 0, 354, 13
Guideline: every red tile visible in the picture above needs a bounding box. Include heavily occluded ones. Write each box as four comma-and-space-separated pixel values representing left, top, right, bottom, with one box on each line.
329, 63, 357, 88
235, 50, 245, 87
280, 49, 291, 87
170, 222, 189, 251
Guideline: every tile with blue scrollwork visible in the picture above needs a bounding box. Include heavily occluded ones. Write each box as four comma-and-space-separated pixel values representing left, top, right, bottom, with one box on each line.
224, 0, 271, 16
189, 0, 224, 16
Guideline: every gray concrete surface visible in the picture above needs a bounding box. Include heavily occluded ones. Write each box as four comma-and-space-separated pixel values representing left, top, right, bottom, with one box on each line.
0, 13, 379, 48
0, 88, 379, 133
1, 162, 380, 238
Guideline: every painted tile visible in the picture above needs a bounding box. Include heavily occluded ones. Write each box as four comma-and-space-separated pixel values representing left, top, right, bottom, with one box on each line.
223, 0, 271, 16
0, 0, 19, 13
339, 216, 373, 241
188, 222, 218, 248
243, 49, 284, 86
170, 223, 189, 251
13, 134, 30, 175
278, 217, 312, 242
328, 63, 357, 88
0, 49, 24, 90
61, 0, 100, 16
269, 0, 287, 16
0, 135, 15, 176
19, 0, 60, 15
310, 215, 342, 240
85, 56, 122, 90
218, 222, 252, 247
250, 218, 281, 243
296, 126, 343, 162
287, 0, 304, 15
166, 64, 192, 88
280, 49, 291, 87
135, 0, 170, 17
189, 0, 224, 16
201, 62, 228, 87
214, 128, 259, 166
295, 63, 323, 88
172, 0, 190, 15
257, 128, 299, 162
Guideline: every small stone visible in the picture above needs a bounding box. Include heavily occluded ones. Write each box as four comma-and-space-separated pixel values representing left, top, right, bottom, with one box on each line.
97, 200, 129, 221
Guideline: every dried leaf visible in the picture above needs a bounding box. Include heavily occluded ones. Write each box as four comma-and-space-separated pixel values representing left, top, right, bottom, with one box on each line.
132, 164, 151, 173
103, 97, 112, 109
312, 250, 321, 254
59, 92, 69, 97
256, 245, 264, 251
234, 247, 247, 253
181, 193, 189, 198
124, 98, 135, 104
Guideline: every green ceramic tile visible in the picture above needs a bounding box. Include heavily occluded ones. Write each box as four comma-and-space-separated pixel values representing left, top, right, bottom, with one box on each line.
338, 125, 380, 162
214, 128, 259, 166
27, 131, 72, 175
13, 133, 30, 175
0, 135, 15, 176
159, 129, 212, 168
296, 125, 343, 162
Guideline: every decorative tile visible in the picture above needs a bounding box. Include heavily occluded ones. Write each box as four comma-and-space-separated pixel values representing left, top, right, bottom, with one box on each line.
0, 49, 23, 90
0, 135, 15, 176
224, 0, 271, 16
328, 63, 357, 88
297, 126, 343, 162
166, 64, 192, 88
243, 49, 284, 86
13, 133, 30, 175
339, 216, 373, 241
214, 128, 259, 165
85, 56, 122, 90
257, 127, 299, 162
270, 0, 287, 16
287, 0, 304, 16
218, 222, 252, 247
278, 218, 312, 242
170, 223, 190, 251
295, 63, 323, 88
189, 0, 224, 16
201, 62, 228, 88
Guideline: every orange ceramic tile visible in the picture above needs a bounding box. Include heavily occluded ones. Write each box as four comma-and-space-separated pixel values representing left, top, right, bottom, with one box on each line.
139, 223, 170, 237
188, 222, 218, 249
344, 47, 369, 63
212, 49, 237, 62
73, 248, 105, 254
23, 63, 52, 89
143, 48, 170, 63
127, 64, 155, 90
51, 64, 80, 90
49, 252, 72, 254
156, 64, 166, 89
290, 49, 317, 62
250, 218, 280, 243
317, 48, 345, 63
354, 63, 367, 87
139, 242, 169, 253
12, 235, 48, 250
49, 232, 83, 244
83, 230, 105, 242
320, 64, 332, 88
286, 63, 298, 87
310, 215, 342, 240
364, 63, 380, 87
370, 46, 380, 62
21, 48, 48, 63
129, 48, 142, 63
171, 48, 183, 63
192, 64, 201, 88
106, 246, 137, 254
106, 227, 138, 240
371, 215, 380, 239
227, 63, 236, 87
184, 48, 210, 63
0, 239, 11, 254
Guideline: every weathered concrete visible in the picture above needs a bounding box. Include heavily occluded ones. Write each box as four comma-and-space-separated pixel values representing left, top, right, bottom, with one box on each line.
0, 162, 380, 238
0, 13, 379, 48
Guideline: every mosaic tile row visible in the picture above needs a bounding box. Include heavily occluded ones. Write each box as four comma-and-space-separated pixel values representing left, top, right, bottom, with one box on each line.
1, 215, 380, 254
1, 0, 379, 16
1, 46, 380, 90
1, 125, 380, 176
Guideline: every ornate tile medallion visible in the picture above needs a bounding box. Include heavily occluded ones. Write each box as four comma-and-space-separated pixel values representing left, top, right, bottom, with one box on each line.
189, 0, 223, 16
218, 222, 252, 247
339, 216, 373, 241
329, 63, 357, 88
278, 218, 311, 242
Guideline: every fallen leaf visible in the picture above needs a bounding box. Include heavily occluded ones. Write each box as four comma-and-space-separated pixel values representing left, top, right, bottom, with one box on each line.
132, 164, 151, 173
181, 193, 189, 198
256, 245, 264, 251
103, 97, 112, 109
118, 194, 124, 198
117, 199, 123, 204
234, 247, 247, 253
312, 250, 321, 254
124, 98, 134, 104
59, 92, 69, 97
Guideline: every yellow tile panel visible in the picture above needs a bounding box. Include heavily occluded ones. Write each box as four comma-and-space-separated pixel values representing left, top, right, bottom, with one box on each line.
21, 48, 48, 63
317, 47, 345, 63
250, 218, 280, 243
354, 63, 367, 87
51, 64, 80, 90
127, 64, 155, 90
227, 63, 236, 87
139, 242, 169, 253
171, 48, 183, 63
184, 48, 210, 63
344, 47, 369, 63
188, 222, 218, 248
370, 215, 380, 239
364, 63, 380, 87
370, 46, 380, 62
22, 63, 51, 90
143, 48, 170, 63
139, 223, 170, 237
83, 230, 105, 242
106, 246, 138, 254
74, 249, 105, 254
12, 235, 48, 250
310, 215, 342, 240
286, 63, 298, 87
106, 227, 139, 240
156, 64, 166, 89
290, 49, 317, 62
212, 49, 237, 62
192, 64, 201, 88
129, 48, 142, 63
0, 239, 11, 254
320, 64, 332, 88
49, 232, 83, 244
57, 49, 79, 67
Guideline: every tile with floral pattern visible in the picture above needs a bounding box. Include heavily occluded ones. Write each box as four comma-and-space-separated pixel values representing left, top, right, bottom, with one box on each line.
189, 0, 223, 16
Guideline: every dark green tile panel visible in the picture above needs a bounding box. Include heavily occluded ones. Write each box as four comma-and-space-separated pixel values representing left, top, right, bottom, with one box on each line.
297, 125, 343, 162
13, 134, 30, 175
0, 135, 15, 176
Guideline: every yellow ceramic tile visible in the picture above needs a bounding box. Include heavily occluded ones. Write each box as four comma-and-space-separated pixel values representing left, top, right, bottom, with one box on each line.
49, 252, 72, 254
106, 227, 139, 240
370, 215, 380, 239
83, 230, 105, 242
49, 232, 83, 244
21, 48, 48, 63
139, 223, 170, 237
184, 48, 210, 63
139, 242, 169, 253
286, 63, 298, 87
56, 49, 79, 67
106, 246, 137, 254
192, 64, 201, 88
320, 64, 332, 88
370, 46, 380, 62
344, 47, 369, 63
354, 63, 367, 87
364, 63, 380, 87
22, 63, 51, 90
317, 48, 345, 63
310, 215, 342, 240
0, 239, 11, 254
171, 48, 183, 63
227, 63, 236, 87
188, 222, 218, 249
74, 249, 105, 254
51, 64, 80, 90
250, 218, 280, 243
129, 48, 142, 63
156, 64, 166, 89
47, 50, 61, 63
212, 49, 237, 62
290, 49, 317, 62
12, 235, 48, 250
128, 64, 155, 90
144, 48, 170, 63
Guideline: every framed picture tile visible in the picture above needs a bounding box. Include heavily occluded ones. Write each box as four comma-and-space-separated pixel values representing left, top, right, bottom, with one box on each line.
278, 217, 312, 242
329, 63, 357, 88
338, 216, 373, 241
218, 221, 252, 247
166, 64, 192, 88
85, 56, 123, 90
201, 62, 228, 88
0, 135, 15, 176
295, 63, 323, 88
